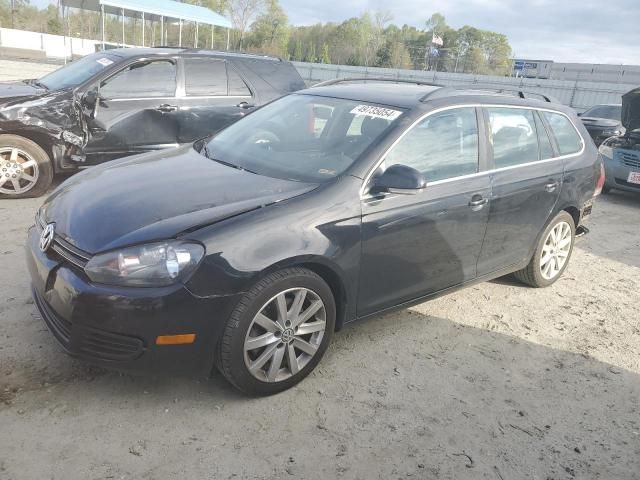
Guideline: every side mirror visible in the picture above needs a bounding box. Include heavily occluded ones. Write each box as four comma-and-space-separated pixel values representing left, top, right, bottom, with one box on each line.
372, 164, 427, 195
82, 89, 100, 109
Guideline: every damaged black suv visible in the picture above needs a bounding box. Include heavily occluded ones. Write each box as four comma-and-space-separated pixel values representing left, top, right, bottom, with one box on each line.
0, 48, 305, 198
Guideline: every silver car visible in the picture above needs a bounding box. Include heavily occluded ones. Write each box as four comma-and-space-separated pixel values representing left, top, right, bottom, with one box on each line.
599, 87, 640, 194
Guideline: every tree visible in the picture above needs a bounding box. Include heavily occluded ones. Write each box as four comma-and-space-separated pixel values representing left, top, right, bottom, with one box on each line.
226, 0, 265, 50
320, 43, 330, 64
247, 0, 289, 57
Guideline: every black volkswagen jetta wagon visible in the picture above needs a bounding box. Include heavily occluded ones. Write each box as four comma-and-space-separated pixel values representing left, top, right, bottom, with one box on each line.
27, 80, 602, 395
0, 47, 304, 198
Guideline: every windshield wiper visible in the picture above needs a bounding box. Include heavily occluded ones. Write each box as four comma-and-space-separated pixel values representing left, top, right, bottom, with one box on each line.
201, 144, 257, 174
31, 80, 48, 90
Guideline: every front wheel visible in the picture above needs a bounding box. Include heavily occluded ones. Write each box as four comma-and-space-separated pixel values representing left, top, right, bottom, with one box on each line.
0, 134, 53, 198
216, 267, 335, 395
514, 211, 576, 288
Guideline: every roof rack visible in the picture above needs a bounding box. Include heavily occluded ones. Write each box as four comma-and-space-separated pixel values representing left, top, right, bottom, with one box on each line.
312, 77, 444, 88
421, 85, 557, 103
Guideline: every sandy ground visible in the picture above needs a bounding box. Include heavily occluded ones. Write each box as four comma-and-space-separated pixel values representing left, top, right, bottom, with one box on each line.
1, 60, 640, 479
0, 185, 639, 480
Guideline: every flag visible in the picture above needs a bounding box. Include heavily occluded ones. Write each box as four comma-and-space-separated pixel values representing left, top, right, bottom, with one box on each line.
432, 34, 443, 46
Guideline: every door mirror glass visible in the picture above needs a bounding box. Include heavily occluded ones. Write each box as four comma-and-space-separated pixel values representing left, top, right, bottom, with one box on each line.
372, 164, 427, 195
83, 89, 98, 108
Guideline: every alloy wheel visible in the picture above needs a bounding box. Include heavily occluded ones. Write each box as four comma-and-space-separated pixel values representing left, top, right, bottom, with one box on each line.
540, 221, 572, 280
243, 287, 327, 383
0, 147, 40, 195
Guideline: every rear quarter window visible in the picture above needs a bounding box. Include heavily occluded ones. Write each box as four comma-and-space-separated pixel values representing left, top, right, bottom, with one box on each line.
543, 111, 584, 155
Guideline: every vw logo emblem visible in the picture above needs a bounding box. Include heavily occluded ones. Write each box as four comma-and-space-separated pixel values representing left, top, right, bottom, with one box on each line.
39, 223, 55, 253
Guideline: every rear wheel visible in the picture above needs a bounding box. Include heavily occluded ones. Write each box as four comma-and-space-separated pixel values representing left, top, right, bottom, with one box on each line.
0, 134, 53, 199
216, 267, 335, 395
514, 211, 575, 288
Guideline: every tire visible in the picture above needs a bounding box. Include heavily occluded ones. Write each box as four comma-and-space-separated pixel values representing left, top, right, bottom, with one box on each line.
514, 210, 576, 288
216, 267, 336, 395
601, 185, 611, 194
0, 134, 53, 199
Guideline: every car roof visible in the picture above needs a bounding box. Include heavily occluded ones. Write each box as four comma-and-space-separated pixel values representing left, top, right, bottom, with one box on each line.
300, 82, 564, 111
104, 47, 282, 62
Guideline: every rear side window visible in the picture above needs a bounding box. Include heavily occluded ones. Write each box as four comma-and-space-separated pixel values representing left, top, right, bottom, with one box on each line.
386, 107, 479, 182
487, 108, 539, 168
100, 60, 176, 98
227, 66, 251, 96
543, 111, 583, 155
184, 58, 227, 96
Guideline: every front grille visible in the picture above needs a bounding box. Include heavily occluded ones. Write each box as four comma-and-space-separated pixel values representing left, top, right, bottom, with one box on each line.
615, 149, 640, 169
36, 214, 91, 269
79, 329, 144, 362
33, 288, 144, 362
33, 288, 72, 346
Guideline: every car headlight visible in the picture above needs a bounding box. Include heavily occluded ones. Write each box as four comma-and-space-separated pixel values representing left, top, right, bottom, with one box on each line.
85, 241, 205, 287
598, 143, 613, 159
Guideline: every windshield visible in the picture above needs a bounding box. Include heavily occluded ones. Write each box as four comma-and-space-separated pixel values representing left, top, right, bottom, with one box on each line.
38, 52, 119, 90
202, 94, 404, 183
582, 105, 621, 121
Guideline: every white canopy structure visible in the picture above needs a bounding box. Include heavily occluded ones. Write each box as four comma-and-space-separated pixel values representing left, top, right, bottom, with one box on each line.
61, 0, 232, 52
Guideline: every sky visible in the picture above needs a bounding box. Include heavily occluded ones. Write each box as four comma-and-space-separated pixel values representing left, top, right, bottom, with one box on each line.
279, 0, 640, 65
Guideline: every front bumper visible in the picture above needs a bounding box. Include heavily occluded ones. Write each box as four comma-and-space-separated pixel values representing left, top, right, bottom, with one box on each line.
603, 154, 640, 194
26, 226, 240, 375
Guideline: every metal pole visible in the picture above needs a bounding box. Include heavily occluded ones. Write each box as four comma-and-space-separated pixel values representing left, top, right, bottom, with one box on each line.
121, 8, 125, 47
63, 6, 67, 64
179, 19, 182, 47
141, 12, 145, 47
211, 25, 214, 49
195, 22, 198, 48
101, 4, 105, 50
226, 28, 230, 50
160, 16, 164, 45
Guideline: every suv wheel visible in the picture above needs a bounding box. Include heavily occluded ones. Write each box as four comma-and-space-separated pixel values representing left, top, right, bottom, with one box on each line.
514, 211, 576, 288
216, 267, 335, 395
0, 135, 53, 199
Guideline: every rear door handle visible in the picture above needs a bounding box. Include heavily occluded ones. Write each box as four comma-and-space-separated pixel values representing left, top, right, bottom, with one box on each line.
156, 104, 178, 113
545, 181, 559, 192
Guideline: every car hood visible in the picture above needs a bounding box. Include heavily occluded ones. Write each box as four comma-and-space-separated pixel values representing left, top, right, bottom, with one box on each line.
42, 146, 318, 254
0, 80, 45, 101
622, 87, 640, 131
580, 117, 621, 129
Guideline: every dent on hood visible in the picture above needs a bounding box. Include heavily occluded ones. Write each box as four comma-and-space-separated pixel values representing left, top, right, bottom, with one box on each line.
0, 90, 86, 161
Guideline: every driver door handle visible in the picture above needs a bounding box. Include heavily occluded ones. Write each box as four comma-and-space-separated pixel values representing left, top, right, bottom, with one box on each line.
468, 196, 488, 210
545, 181, 559, 192
236, 101, 255, 109
156, 104, 178, 113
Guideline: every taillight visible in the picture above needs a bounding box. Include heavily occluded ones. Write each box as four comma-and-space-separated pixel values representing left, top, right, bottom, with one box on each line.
595, 162, 605, 196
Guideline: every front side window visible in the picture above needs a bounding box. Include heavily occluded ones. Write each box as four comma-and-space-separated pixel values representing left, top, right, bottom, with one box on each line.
385, 107, 479, 182
487, 107, 539, 168
202, 94, 404, 183
543, 111, 583, 155
100, 60, 176, 99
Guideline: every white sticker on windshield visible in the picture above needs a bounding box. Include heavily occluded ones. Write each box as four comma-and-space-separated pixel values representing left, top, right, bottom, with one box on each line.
96, 57, 114, 67
350, 105, 402, 121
